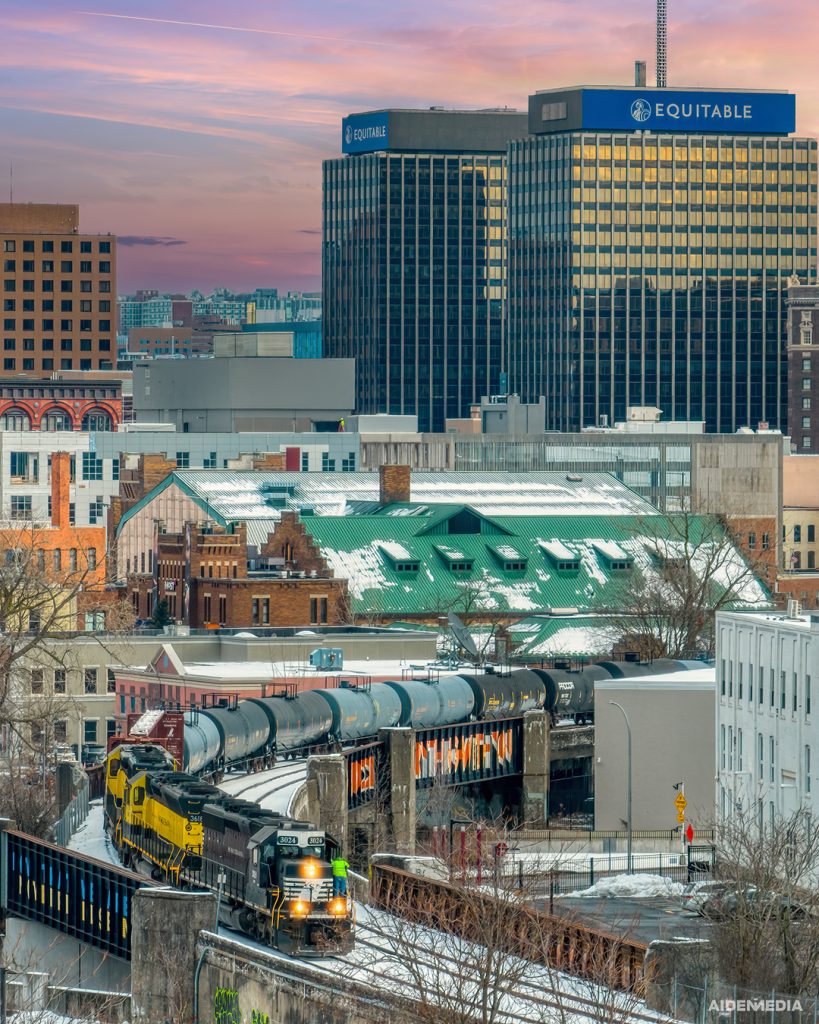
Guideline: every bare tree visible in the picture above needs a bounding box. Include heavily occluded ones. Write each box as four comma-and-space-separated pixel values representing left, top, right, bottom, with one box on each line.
601, 510, 768, 659
706, 809, 819, 997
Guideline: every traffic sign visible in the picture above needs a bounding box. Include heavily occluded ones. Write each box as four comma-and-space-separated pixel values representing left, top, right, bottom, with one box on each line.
495, 841, 508, 857
674, 793, 687, 812
677, 811, 686, 823
686, 823, 694, 843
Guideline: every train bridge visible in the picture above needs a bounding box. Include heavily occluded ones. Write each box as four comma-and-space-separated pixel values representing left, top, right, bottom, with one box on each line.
0, 822, 153, 961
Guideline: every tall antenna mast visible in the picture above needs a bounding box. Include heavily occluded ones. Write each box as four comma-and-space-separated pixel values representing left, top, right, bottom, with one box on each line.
656, 0, 667, 87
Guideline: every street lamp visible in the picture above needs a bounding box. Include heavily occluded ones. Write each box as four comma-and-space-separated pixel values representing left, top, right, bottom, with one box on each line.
609, 702, 633, 874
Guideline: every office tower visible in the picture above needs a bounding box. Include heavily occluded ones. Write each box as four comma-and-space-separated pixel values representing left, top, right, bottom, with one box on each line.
508, 87, 817, 432
323, 108, 528, 432
786, 282, 819, 452
0, 204, 116, 373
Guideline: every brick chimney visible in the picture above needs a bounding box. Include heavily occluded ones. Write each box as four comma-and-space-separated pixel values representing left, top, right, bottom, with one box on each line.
138, 453, 177, 495
51, 451, 71, 529
379, 465, 411, 506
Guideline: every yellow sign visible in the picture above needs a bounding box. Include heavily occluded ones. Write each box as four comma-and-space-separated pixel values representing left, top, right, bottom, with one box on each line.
674, 793, 687, 812
677, 811, 686, 823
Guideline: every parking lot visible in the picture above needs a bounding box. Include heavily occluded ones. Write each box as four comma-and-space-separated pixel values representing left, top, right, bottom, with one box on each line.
532, 894, 714, 944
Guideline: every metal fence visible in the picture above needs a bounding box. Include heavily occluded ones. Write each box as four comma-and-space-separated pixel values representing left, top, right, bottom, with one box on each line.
53, 777, 89, 847
512, 855, 699, 897
671, 980, 819, 1024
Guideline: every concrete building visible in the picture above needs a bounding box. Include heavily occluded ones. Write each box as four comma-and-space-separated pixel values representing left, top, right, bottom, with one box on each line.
715, 608, 819, 826
323, 107, 529, 432
1, 203, 116, 373
786, 282, 819, 452
124, 326, 201, 359
508, 85, 816, 433
594, 669, 716, 830
445, 394, 547, 435
118, 291, 173, 331
132, 348, 355, 432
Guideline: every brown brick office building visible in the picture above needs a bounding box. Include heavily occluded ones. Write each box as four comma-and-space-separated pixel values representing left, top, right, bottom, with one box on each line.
1, 203, 116, 374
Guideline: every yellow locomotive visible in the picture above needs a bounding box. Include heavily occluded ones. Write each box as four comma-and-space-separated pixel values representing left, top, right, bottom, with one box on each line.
104, 742, 354, 956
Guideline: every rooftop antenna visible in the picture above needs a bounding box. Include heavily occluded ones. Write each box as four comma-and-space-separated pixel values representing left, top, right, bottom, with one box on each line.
656, 0, 667, 87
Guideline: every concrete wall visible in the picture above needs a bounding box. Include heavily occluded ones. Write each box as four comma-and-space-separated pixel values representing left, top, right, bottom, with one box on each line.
594, 677, 716, 831
133, 357, 355, 432
198, 932, 411, 1024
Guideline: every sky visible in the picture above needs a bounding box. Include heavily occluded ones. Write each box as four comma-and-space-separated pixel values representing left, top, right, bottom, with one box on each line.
1, 0, 818, 295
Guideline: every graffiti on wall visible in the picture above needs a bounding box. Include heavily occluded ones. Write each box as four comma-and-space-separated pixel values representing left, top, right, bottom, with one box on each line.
212, 986, 270, 1024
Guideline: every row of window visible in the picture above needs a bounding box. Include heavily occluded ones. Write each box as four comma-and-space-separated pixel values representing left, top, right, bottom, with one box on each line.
2, 358, 109, 372
3, 279, 111, 292
29, 667, 115, 694
720, 726, 812, 795
3, 300, 111, 313
3, 240, 112, 254
720, 659, 812, 716
3, 544, 98, 572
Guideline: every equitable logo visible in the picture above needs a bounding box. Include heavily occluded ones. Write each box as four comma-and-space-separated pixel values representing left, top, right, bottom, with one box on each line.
631, 98, 651, 122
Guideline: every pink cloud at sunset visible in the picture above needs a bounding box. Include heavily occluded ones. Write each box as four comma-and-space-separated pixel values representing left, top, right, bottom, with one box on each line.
1, 0, 818, 292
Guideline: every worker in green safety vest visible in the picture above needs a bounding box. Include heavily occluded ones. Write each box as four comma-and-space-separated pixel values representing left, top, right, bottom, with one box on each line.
331, 856, 350, 897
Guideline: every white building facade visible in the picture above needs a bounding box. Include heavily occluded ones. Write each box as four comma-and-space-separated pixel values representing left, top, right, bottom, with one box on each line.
716, 609, 819, 826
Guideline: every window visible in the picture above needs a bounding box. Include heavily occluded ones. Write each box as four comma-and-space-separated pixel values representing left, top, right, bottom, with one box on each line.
84, 668, 98, 693
55, 720, 67, 742
203, 451, 217, 469
321, 452, 335, 472
808, 675, 812, 716
203, 594, 211, 623
82, 452, 104, 480
748, 532, 756, 550
762, 533, 770, 550
770, 668, 775, 707
89, 499, 103, 525
804, 397, 812, 410
720, 659, 726, 696
10, 495, 31, 519
3, 241, 15, 252
252, 597, 270, 625
61, 241, 73, 253
53, 669, 66, 694
807, 746, 812, 794
810, 551, 816, 569
80, 261, 92, 273
781, 671, 787, 710
218, 595, 227, 625
69, 548, 77, 572
809, 525, 816, 543
53, 548, 61, 572
795, 525, 802, 543
803, 378, 812, 391
301, 451, 309, 472
107, 669, 116, 693
758, 666, 764, 705
10, 451, 37, 482
84, 611, 105, 630
30, 669, 43, 694
84, 720, 97, 744
80, 241, 92, 253
310, 596, 328, 625
176, 451, 190, 469
770, 736, 775, 782
99, 241, 111, 253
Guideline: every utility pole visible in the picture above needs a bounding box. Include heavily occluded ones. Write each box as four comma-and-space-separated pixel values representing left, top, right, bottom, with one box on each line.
610, 702, 633, 873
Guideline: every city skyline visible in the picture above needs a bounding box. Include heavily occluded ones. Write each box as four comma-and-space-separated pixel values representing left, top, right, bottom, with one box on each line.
2, 0, 818, 293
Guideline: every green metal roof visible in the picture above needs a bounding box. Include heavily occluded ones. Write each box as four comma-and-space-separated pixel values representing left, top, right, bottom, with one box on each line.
303, 507, 770, 617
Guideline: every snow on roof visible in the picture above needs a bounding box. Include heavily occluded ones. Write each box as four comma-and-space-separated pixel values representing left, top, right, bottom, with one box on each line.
377, 540, 413, 560
134, 657, 437, 682
129, 709, 165, 735
591, 539, 630, 561
538, 539, 579, 561
525, 624, 613, 658
492, 544, 525, 560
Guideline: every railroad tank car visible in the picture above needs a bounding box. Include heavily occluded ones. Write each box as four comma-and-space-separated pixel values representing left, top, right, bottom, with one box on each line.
382, 678, 444, 728
647, 658, 690, 674
316, 684, 400, 743
198, 702, 271, 767
457, 669, 544, 718
367, 682, 404, 731
432, 674, 477, 725
531, 668, 587, 718
245, 692, 334, 753
183, 712, 222, 774
595, 661, 657, 679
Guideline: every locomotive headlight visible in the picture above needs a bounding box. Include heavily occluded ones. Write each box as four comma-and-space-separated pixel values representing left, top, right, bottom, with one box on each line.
300, 858, 320, 879
290, 900, 310, 917
328, 897, 347, 916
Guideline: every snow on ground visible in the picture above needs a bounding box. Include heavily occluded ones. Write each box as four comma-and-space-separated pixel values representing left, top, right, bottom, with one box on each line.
563, 873, 686, 899
218, 760, 308, 816
10, 1014, 97, 1023
66, 801, 121, 869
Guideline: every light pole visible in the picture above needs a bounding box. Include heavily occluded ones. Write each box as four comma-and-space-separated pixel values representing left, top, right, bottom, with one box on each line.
610, 701, 633, 873
215, 870, 227, 934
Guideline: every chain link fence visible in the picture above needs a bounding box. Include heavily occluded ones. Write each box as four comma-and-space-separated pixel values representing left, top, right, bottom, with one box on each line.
53, 775, 89, 847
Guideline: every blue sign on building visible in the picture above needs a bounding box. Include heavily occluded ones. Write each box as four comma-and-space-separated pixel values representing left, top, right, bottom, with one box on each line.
581, 89, 795, 135
342, 112, 390, 154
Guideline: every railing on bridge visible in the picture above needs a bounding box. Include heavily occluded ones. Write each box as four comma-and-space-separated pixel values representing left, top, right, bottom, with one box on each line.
2, 828, 155, 959
347, 741, 383, 808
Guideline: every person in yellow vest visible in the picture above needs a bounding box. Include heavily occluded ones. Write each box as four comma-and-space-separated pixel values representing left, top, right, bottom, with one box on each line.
331, 855, 350, 897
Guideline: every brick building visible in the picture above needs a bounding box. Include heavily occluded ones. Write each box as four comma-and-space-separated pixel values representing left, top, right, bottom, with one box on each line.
128, 515, 346, 628
0, 376, 122, 431
1, 203, 116, 373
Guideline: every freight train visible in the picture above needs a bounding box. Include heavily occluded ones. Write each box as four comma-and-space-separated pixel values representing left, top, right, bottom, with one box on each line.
104, 742, 354, 956
182, 659, 693, 776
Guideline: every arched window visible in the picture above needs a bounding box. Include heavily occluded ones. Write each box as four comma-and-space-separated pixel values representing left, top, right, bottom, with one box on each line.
41, 408, 72, 431
1, 407, 31, 431
81, 408, 113, 431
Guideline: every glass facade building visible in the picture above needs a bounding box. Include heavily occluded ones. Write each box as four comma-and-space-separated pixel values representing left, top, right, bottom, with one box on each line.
323, 109, 527, 433
508, 104, 817, 432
